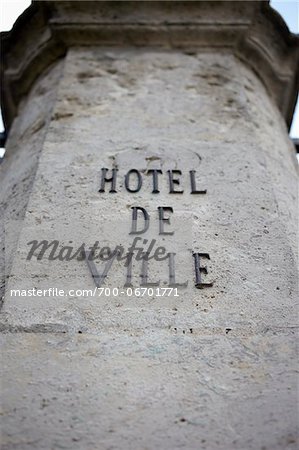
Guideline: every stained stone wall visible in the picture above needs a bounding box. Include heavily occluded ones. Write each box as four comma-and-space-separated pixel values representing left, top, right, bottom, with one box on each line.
0, 61, 64, 303
0, 2, 298, 450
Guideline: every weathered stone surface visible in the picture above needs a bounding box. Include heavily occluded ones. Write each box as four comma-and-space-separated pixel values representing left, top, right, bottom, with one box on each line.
1, 331, 298, 450
0, 61, 64, 303
0, 2, 298, 450
1, 1, 298, 130
1, 49, 297, 334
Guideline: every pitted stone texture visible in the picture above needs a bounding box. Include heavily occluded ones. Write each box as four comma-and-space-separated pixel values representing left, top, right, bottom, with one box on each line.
0, 46, 297, 450
1, 2, 299, 129
1, 331, 298, 450
1, 49, 297, 333
0, 60, 64, 303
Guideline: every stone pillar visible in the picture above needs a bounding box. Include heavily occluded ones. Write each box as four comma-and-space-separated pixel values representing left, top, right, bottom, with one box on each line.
1, 2, 298, 449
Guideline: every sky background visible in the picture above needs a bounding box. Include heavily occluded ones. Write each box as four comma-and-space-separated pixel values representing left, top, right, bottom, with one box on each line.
0, 0, 298, 145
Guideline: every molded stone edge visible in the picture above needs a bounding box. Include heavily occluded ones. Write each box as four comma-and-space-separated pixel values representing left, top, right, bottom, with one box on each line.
1, 0, 298, 132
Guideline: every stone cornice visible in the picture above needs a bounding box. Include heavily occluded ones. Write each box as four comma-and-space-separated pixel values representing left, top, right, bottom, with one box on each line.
1, 0, 298, 132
